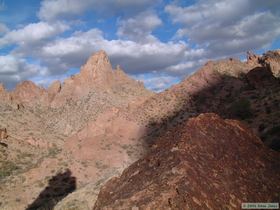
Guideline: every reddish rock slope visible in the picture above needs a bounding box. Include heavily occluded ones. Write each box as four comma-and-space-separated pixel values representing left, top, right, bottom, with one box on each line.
94, 114, 280, 210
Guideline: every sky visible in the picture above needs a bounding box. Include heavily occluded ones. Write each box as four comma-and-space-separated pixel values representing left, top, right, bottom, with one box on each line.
0, 0, 280, 92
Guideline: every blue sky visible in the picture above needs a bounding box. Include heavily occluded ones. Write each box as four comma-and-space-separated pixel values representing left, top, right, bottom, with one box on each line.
0, 0, 280, 91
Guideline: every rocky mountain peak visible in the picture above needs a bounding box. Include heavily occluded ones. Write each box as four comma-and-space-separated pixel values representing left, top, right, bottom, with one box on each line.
14, 80, 40, 91
80, 50, 112, 79
10, 81, 47, 105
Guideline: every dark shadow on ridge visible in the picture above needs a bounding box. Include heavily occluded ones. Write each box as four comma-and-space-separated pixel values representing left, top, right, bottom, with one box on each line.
26, 169, 76, 210
142, 63, 280, 151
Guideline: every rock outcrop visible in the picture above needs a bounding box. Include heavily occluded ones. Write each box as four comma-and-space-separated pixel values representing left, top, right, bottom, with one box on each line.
0, 128, 8, 140
10, 81, 49, 106
261, 50, 280, 78
94, 114, 280, 210
0, 83, 11, 103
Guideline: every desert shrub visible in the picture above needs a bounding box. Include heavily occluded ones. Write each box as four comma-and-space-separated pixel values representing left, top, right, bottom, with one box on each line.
0, 161, 19, 179
230, 98, 253, 120
266, 125, 280, 135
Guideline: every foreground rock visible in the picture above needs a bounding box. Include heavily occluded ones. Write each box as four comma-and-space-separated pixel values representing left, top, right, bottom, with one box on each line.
94, 114, 280, 210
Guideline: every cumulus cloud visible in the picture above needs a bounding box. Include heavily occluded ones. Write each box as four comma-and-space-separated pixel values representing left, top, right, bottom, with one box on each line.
2, 0, 280, 91
117, 11, 162, 42
0, 22, 69, 47
38, 0, 160, 21
0, 23, 8, 34
0, 55, 48, 89
134, 74, 180, 92
166, 0, 280, 56
35, 29, 187, 75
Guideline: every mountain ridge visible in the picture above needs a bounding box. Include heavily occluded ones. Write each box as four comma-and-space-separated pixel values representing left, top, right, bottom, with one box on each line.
0, 49, 279, 210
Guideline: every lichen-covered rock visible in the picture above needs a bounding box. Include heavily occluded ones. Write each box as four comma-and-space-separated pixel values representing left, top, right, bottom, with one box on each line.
94, 114, 280, 210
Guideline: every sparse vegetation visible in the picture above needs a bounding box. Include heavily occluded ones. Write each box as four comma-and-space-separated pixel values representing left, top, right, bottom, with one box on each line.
230, 98, 253, 120
0, 161, 19, 180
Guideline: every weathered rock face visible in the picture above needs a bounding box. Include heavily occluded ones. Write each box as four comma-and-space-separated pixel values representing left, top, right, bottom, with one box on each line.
50, 51, 113, 107
9, 81, 49, 106
94, 114, 280, 210
0, 128, 8, 140
261, 50, 280, 78
47, 80, 61, 101
0, 83, 11, 103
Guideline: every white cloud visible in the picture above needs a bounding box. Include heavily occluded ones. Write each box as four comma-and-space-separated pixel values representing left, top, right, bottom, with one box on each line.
0, 23, 8, 34
0, 55, 48, 89
166, 0, 280, 56
35, 29, 187, 75
117, 11, 162, 42
6, 26, 210, 89
38, 0, 160, 21
135, 74, 180, 92
0, 22, 69, 47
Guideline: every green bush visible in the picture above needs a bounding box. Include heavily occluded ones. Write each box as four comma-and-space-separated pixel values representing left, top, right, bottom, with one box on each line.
230, 98, 253, 120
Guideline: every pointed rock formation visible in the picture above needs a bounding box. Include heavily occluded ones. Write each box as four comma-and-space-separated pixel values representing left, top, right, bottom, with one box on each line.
246, 51, 260, 66
10, 81, 48, 106
79, 50, 114, 87
50, 51, 114, 107
0, 83, 11, 103
94, 114, 280, 210
50, 50, 149, 107
47, 80, 61, 102
261, 50, 280, 78
0, 50, 151, 108
0, 128, 8, 140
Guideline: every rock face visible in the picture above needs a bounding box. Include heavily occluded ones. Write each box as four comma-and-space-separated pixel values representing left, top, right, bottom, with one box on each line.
47, 80, 61, 101
94, 114, 280, 210
261, 50, 280, 78
0, 128, 8, 140
0, 83, 11, 103
10, 81, 49, 106
49, 51, 114, 107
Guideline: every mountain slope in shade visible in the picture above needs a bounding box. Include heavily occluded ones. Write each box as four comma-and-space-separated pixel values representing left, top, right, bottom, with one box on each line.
94, 113, 280, 210
130, 50, 280, 150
